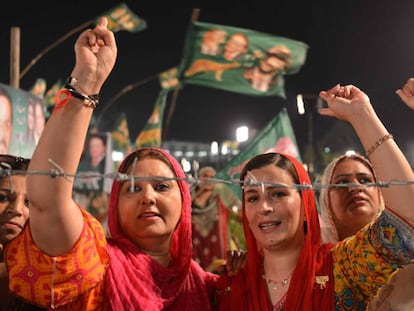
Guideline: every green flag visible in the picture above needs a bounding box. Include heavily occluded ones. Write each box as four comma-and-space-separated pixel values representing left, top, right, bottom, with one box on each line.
29, 78, 47, 99
159, 67, 180, 90
96, 3, 147, 33
179, 21, 308, 98
135, 89, 168, 148
112, 112, 132, 155
216, 108, 301, 199
43, 79, 64, 118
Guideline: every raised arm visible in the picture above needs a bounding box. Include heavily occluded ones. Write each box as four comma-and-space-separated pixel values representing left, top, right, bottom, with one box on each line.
319, 84, 414, 224
396, 77, 414, 110
27, 18, 117, 255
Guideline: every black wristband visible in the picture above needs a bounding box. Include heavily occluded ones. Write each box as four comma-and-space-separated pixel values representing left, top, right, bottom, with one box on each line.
64, 83, 99, 109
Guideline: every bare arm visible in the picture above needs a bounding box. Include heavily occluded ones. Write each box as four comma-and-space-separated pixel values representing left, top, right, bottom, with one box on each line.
396, 77, 414, 110
27, 18, 117, 256
319, 84, 414, 223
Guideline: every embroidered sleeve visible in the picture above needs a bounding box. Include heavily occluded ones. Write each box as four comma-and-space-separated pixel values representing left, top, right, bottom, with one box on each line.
332, 209, 414, 308
6, 208, 109, 308
369, 209, 414, 265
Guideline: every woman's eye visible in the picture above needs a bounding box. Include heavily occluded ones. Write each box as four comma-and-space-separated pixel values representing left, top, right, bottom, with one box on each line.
126, 184, 141, 192
272, 191, 285, 198
155, 183, 169, 192
337, 179, 349, 184
359, 177, 373, 185
0, 194, 10, 203
246, 195, 258, 203
24, 199, 30, 208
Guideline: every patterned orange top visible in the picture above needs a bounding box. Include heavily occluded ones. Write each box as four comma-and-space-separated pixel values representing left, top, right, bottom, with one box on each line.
6, 209, 110, 310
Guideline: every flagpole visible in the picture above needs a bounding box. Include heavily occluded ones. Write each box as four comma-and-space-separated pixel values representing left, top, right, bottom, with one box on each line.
94, 72, 161, 130
162, 8, 200, 141
19, 21, 93, 80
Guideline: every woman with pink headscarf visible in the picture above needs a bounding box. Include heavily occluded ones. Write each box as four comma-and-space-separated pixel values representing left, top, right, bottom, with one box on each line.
5, 18, 218, 310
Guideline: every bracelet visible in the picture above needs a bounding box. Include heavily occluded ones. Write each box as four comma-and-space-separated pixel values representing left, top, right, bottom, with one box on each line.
64, 83, 99, 109
365, 133, 393, 156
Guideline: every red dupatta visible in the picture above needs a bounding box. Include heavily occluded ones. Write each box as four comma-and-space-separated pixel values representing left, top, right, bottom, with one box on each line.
217, 153, 334, 311
105, 148, 217, 310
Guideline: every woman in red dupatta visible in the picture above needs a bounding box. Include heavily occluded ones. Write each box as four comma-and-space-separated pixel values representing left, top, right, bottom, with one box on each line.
216, 83, 414, 310
215, 153, 334, 311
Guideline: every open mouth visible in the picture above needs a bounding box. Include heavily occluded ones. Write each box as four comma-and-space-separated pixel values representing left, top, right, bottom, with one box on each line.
259, 220, 282, 230
139, 212, 160, 219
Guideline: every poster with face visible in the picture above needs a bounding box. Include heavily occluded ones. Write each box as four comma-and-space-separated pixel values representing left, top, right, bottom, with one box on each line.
0, 83, 45, 157
73, 132, 113, 228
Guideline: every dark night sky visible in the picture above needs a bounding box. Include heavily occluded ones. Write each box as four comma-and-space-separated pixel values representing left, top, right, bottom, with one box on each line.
2, 1, 414, 165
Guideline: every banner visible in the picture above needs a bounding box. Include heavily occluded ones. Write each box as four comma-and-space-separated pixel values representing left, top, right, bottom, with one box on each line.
159, 67, 180, 90
135, 89, 168, 148
179, 21, 308, 98
0, 83, 45, 157
29, 78, 47, 99
96, 3, 147, 33
216, 108, 301, 198
43, 79, 64, 118
73, 132, 113, 228
112, 112, 132, 156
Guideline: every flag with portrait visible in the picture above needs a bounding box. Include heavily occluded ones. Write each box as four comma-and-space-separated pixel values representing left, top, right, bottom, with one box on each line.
179, 21, 308, 98
135, 89, 168, 148
96, 3, 147, 33
112, 112, 132, 156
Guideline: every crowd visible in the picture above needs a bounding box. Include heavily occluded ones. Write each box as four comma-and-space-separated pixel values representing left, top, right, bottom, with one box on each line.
1, 16, 414, 311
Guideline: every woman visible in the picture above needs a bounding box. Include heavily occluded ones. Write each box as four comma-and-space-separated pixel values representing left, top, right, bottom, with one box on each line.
191, 166, 242, 271
74, 133, 110, 224
319, 152, 384, 243
215, 84, 414, 310
317, 78, 414, 310
320, 152, 414, 310
0, 155, 44, 310
0, 155, 30, 309
5, 18, 218, 310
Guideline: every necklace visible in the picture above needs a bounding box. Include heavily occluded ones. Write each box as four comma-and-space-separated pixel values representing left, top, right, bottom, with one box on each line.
262, 269, 294, 290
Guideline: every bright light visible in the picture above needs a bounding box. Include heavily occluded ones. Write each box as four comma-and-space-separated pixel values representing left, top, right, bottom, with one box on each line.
112, 151, 124, 162
221, 144, 228, 155
181, 158, 192, 172
236, 126, 249, 143
211, 141, 219, 155
296, 94, 305, 115
345, 150, 356, 156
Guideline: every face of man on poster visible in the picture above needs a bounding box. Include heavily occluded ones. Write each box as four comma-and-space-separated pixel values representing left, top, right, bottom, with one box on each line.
0, 83, 47, 158
0, 89, 13, 154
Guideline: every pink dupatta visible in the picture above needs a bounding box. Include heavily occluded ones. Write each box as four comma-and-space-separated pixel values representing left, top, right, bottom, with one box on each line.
105, 148, 217, 310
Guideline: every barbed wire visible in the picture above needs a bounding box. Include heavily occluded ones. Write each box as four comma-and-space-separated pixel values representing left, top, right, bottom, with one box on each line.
2, 163, 414, 192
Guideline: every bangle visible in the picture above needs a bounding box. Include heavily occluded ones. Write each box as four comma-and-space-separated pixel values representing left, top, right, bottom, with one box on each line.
366, 133, 393, 156
64, 84, 99, 109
